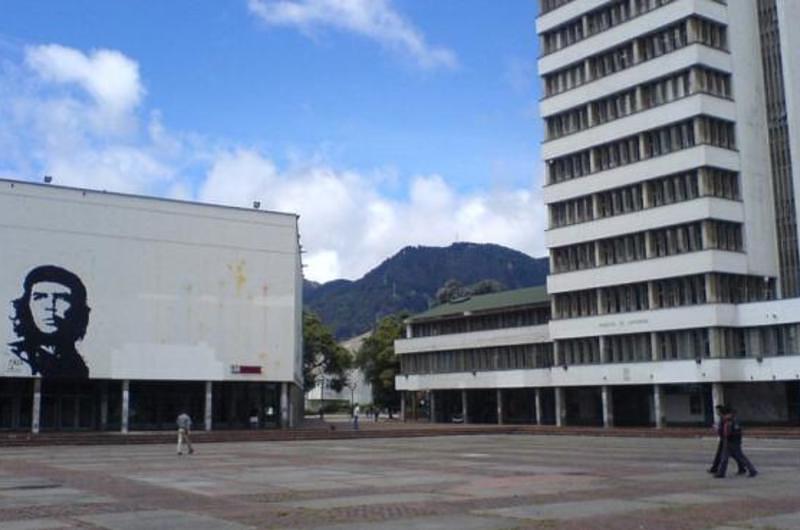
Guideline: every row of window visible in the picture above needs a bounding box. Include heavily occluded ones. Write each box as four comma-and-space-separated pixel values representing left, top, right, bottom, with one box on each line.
400, 322, 797, 374
553, 324, 800, 367
552, 220, 744, 274
399, 343, 554, 375
548, 116, 736, 184
409, 307, 550, 338
541, 0, 676, 55
545, 67, 732, 141
552, 274, 776, 320
549, 168, 740, 229
544, 16, 728, 98
558, 328, 709, 365
722, 324, 800, 358
540, 0, 575, 15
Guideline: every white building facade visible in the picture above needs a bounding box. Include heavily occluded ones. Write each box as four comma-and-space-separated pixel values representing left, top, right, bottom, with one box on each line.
395, 0, 800, 428
0, 179, 304, 432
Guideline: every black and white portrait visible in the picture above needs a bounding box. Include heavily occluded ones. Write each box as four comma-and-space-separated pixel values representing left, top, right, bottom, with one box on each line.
7, 265, 91, 378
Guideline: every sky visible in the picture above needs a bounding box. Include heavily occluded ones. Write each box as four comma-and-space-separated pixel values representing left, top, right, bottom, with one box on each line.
0, 0, 546, 283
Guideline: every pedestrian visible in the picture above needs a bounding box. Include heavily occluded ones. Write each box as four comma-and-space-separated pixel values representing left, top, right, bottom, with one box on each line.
353, 404, 360, 430
708, 404, 744, 475
176, 411, 194, 455
714, 407, 757, 478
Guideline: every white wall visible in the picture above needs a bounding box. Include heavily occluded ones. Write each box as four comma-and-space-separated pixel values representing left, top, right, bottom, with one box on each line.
727, 0, 780, 280
0, 180, 302, 383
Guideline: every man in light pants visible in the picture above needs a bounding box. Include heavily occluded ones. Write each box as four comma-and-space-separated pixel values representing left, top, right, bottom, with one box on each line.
176, 412, 194, 455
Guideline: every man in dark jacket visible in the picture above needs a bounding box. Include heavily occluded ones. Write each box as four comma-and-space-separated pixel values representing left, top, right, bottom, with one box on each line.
714, 407, 757, 478
708, 404, 744, 475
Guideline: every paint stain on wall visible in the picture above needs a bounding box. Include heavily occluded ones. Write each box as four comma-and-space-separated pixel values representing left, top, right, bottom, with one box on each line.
227, 260, 247, 296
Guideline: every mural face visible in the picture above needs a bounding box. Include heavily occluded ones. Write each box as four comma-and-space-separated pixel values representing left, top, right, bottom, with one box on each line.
7, 265, 90, 378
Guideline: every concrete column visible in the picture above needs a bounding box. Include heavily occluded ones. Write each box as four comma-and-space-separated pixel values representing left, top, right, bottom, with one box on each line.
496, 389, 503, 425
687, 17, 698, 43
555, 387, 566, 427
708, 328, 722, 358
599, 336, 608, 363
688, 66, 700, 94
586, 102, 595, 128
705, 273, 716, 303
635, 85, 644, 111
100, 382, 109, 431
553, 341, 562, 367
653, 384, 665, 428
534, 388, 542, 425
461, 389, 469, 424
642, 181, 652, 209
601, 386, 614, 428
651, 332, 660, 361
701, 219, 712, 250
405, 323, 412, 339
204, 381, 213, 432
639, 133, 647, 160
400, 391, 406, 422
711, 383, 725, 413
429, 391, 436, 423
31, 378, 42, 434
280, 382, 289, 429
121, 380, 130, 434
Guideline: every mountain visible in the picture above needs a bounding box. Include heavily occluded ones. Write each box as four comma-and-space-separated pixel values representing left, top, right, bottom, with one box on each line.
303, 242, 549, 339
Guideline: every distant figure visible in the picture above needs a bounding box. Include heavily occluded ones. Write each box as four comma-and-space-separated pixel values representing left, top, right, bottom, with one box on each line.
353, 404, 360, 430
7, 265, 91, 377
708, 404, 743, 475
176, 412, 194, 455
249, 409, 259, 429
714, 407, 757, 478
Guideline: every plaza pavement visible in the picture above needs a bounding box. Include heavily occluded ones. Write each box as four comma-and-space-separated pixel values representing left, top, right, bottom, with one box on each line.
0, 433, 798, 529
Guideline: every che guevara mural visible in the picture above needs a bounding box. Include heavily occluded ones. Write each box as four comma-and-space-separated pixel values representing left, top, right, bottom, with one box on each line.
5, 265, 91, 378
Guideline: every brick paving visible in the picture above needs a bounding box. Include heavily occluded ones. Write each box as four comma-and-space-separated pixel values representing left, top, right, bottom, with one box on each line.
0, 433, 798, 529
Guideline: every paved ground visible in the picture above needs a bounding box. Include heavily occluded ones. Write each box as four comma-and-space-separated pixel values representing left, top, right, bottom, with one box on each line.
0, 433, 798, 529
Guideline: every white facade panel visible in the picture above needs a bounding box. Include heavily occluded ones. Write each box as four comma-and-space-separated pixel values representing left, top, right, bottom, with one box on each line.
395, 324, 550, 355
0, 180, 303, 383
540, 45, 731, 118
538, 0, 728, 75
546, 197, 744, 247
546, 250, 748, 293
543, 146, 739, 203
726, 0, 780, 280
542, 94, 736, 160
777, 0, 800, 267
548, 304, 739, 340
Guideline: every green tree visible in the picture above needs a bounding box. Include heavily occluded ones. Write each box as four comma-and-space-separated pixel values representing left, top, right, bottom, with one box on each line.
303, 311, 351, 392
356, 314, 405, 410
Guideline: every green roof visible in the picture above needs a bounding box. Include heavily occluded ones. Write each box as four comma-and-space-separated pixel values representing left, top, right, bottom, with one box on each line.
408, 285, 549, 322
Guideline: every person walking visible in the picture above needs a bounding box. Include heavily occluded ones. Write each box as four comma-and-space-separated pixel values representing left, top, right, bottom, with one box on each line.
352, 404, 360, 430
176, 412, 194, 455
714, 407, 757, 478
708, 405, 744, 475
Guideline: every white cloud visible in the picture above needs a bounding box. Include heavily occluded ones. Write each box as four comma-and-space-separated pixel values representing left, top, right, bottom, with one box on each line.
198, 150, 546, 282
25, 44, 144, 133
2, 45, 182, 194
2, 43, 545, 284
247, 0, 457, 70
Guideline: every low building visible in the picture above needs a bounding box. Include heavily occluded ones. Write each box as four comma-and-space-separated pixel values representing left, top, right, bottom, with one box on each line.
395, 286, 800, 427
0, 178, 304, 432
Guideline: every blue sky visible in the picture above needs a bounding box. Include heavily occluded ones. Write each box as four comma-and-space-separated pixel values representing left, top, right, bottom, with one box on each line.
0, 0, 546, 282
